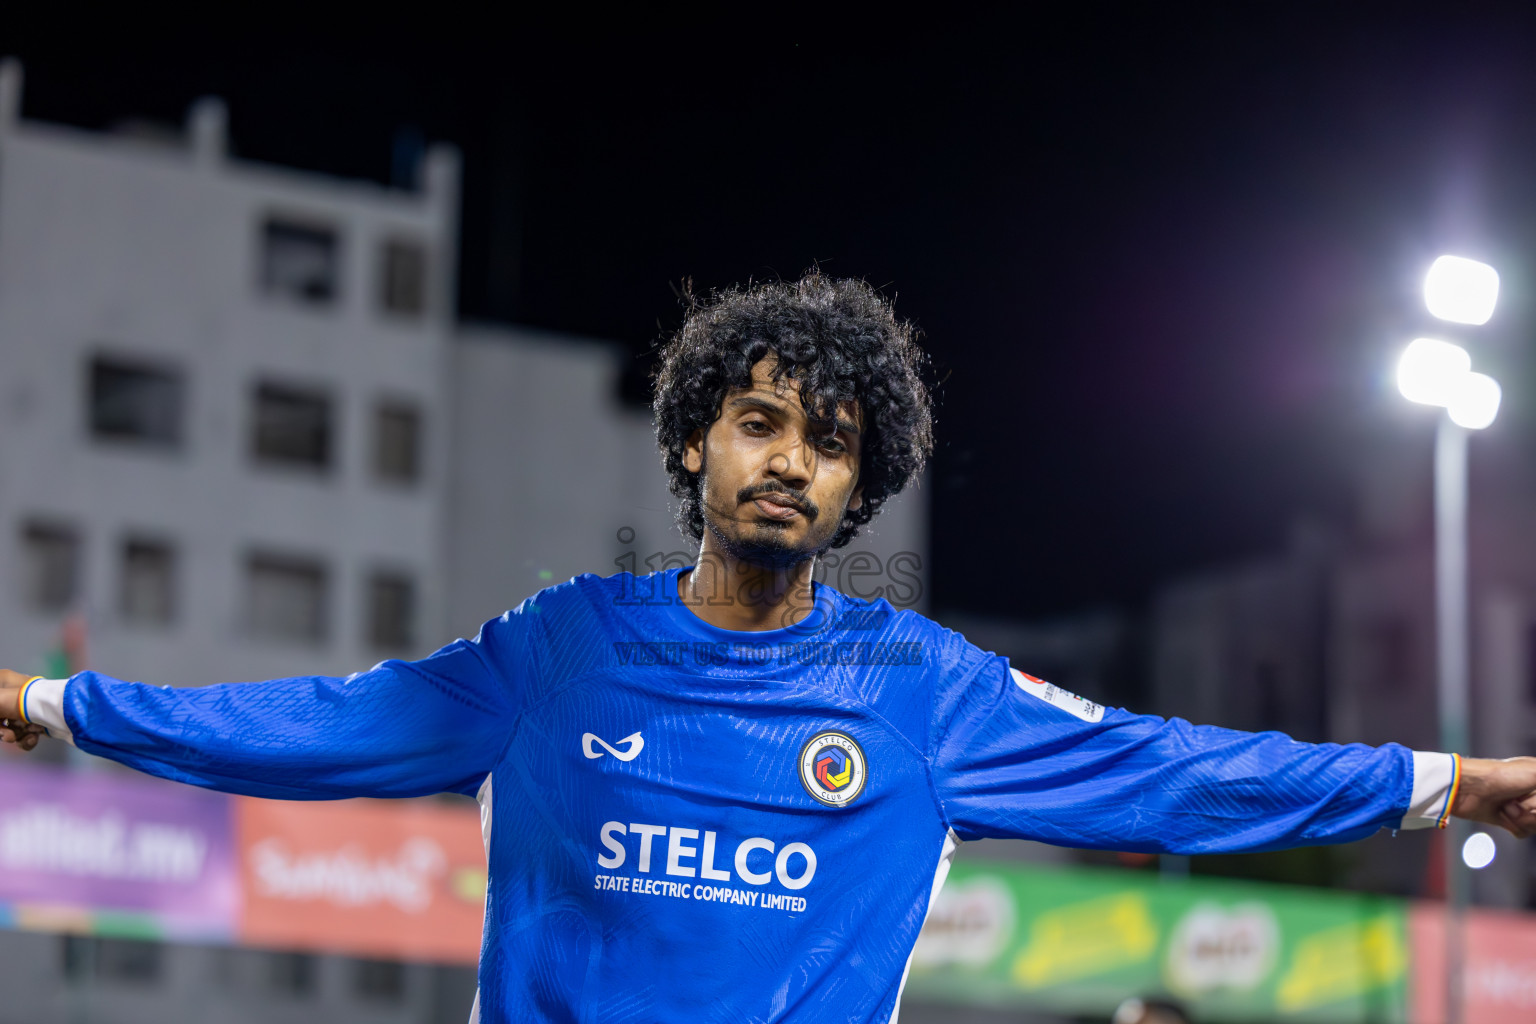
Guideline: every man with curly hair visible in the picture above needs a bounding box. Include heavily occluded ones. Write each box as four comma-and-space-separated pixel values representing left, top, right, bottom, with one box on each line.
650, 272, 933, 626
4, 270, 1536, 1024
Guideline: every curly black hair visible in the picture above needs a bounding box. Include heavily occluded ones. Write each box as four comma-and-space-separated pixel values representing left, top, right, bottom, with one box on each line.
652, 270, 934, 549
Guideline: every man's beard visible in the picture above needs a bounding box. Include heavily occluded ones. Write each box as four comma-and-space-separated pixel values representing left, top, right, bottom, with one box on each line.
705, 512, 819, 570
701, 484, 831, 571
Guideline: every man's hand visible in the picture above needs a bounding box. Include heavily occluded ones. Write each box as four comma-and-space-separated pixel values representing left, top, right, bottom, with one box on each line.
1454, 757, 1536, 838
0, 669, 47, 752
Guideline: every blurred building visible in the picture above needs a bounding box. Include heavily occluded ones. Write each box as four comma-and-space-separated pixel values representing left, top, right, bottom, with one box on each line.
0, 57, 470, 1024
0, 60, 929, 1023
0, 61, 458, 690
1149, 430, 1536, 911
934, 607, 1140, 712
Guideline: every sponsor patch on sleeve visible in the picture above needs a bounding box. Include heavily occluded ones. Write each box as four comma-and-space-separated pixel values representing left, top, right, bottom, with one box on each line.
1009, 667, 1104, 723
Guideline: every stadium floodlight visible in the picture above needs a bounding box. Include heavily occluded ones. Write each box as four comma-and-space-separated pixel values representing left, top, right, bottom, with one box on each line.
1425, 255, 1500, 325
1462, 831, 1496, 870
1397, 338, 1471, 407
1446, 372, 1502, 431
1399, 257, 1502, 1024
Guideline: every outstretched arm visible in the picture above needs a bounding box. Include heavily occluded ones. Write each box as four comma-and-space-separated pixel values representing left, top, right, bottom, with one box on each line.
931, 657, 1536, 853
0, 613, 529, 800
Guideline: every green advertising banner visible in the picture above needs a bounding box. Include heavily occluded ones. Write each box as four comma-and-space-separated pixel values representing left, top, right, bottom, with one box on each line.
904, 861, 1409, 1023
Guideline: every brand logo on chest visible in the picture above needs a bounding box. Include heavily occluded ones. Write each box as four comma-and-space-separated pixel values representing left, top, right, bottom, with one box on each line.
583, 731, 645, 762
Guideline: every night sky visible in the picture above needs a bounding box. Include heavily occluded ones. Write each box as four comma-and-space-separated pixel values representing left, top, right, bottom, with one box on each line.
10, 8, 1536, 618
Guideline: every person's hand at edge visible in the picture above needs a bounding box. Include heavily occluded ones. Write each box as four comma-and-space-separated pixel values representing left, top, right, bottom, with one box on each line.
1454, 756, 1536, 838
0, 668, 48, 752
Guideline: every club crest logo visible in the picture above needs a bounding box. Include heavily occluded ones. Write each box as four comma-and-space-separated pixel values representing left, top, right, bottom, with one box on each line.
798, 731, 868, 807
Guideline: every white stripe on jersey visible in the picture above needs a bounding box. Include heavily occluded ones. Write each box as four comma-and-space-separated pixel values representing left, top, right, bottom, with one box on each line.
888, 828, 961, 1024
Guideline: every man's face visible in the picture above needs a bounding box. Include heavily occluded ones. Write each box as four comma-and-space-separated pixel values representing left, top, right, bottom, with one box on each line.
683, 357, 864, 569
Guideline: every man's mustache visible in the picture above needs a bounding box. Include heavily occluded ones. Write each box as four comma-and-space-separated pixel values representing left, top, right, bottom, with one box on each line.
739, 484, 819, 520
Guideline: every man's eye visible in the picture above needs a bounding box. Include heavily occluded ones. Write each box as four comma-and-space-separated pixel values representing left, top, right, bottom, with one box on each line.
817, 437, 847, 454
742, 420, 769, 434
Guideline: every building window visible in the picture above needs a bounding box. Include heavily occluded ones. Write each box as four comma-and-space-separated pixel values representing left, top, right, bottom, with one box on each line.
21, 519, 81, 612
366, 570, 415, 651
379, 238, 428, 316
373, 400, 422, 484
353, 958, 405, 1001
88, 355, 184, 448
268, 951, 318, 996
214, 947, 316, 996
245, 551, 328, 644
252, 381, 333, 470
120, 536, 176, 627
62, 936, 163, 985
260, 218, 339, 305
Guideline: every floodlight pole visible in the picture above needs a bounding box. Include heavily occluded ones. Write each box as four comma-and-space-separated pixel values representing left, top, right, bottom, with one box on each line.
1435, 413, 1470, 1024
1403, 251, 1496, 1024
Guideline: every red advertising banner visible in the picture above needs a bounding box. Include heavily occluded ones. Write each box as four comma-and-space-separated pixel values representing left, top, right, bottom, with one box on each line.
234, 797, 486, 965
1410, 903, 1536, 1023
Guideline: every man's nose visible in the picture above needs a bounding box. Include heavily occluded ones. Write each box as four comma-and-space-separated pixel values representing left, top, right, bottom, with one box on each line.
765, 436, 814, 487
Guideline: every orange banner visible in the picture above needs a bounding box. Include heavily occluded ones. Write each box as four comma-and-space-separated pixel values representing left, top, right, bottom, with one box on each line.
234, 797, 486, 964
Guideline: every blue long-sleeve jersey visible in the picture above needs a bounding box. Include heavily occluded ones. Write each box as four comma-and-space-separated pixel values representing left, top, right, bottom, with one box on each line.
44, 567, 1417, 1023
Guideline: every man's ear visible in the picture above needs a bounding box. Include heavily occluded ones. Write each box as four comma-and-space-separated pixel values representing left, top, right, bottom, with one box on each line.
847, 484, 864, 513
683, 428, 705, 474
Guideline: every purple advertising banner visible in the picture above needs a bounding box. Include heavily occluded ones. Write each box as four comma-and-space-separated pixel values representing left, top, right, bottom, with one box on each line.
0, 760, 236, 940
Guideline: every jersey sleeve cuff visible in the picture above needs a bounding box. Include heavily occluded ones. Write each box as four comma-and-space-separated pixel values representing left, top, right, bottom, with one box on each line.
22, 677, 74, 744
1400, 750, 1458, 830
